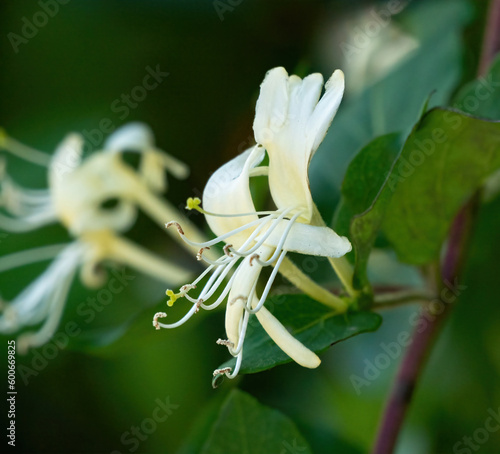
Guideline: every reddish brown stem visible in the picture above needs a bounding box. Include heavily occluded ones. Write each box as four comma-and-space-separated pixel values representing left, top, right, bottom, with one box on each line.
371, 0, 500, 451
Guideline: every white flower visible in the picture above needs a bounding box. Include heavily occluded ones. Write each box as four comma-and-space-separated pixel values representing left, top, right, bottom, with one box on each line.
0, 123, 205, 352
155, 68, 352, 379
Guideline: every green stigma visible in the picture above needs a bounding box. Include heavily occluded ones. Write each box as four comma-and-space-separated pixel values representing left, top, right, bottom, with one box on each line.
185, 197, 203, 213
166, 289, 179, 307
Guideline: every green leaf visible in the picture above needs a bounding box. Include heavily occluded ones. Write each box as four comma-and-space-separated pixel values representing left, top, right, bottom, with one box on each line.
453, 54, 500, 119
334, 133, 402, 290
381, 108, 500, 264
309, 0, 470, 220
200, 389, 312, 454
217, 294, 381, 375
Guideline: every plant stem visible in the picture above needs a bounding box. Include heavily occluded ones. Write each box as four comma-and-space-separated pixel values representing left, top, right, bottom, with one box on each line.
479, 0, 500, 76
373, 288, 434, 309
371, 0, 500, 450
278, 257, 348, 311
371, 206, 474, 454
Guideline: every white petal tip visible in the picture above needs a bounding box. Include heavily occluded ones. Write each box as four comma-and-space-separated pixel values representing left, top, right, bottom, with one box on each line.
325, 70, 345, 91
303, 355, 321, 369
104, 122, 154, 151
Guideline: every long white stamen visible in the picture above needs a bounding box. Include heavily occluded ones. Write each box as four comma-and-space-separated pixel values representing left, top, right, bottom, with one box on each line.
201, 209, 280, 218
198, 259, 240, 303
225, 350, 243, 379
173, 265, 223, 303
200, 272, 238, 311
236, 211, 290, 251
0, 176, 52, 215
247, 250, 287, 314
155, 299, 201, 329
0, 134, 51, 167
0, 210, 56, 232
0, 244, 67, 273
16, 261, 78, 353
195, 214, 276, 267
166, 215, 272, 248
229, 208, 295, 258
183, 261, 228, 303
253, 212, 301, 266
196, 249, 232, 266
195, 257, 231, 293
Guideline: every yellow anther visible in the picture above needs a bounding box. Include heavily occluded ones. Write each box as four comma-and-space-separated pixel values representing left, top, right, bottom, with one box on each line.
166, 289, 179, 307
185, 197, 203, 212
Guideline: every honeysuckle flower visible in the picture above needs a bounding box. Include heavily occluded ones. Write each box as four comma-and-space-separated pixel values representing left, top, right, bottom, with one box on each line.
155, 67, 352, 380
0, 123, 208, 352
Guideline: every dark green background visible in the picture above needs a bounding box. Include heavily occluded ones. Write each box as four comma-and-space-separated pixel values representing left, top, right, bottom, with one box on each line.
1, 1, 499, 453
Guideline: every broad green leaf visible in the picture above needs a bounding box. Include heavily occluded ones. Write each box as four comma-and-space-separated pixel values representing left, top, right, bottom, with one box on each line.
309, 0, 469, 220
217, 294, 381, 376
333, 58, 500, 284
200, 389, 312, 454
334, 133, 402, 291
452, 55, 500, 204
453, 54, 500, 119
381, 108, 500, 264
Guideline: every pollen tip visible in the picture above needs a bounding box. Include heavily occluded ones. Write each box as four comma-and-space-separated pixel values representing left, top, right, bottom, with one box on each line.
197, 247, 210, 261
213, 367, 231, 377
165, 221, 184, 235
223, 244, 234, 257
180, 283, 196, 292
153, 312, 167, 329
216, 339, 234, 348
194, 299, 203, 313
249, 254, 260, 266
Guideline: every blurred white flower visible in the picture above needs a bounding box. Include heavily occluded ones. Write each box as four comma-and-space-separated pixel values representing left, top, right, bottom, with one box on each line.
0, 123, 206, 353
155, 68, 352, 379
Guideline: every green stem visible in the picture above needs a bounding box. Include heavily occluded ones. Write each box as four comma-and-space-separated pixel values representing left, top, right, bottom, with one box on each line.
278, 257, 348, 312
311, 203, 356, 296
327, 256, 356, 297
373, 288, 434, 309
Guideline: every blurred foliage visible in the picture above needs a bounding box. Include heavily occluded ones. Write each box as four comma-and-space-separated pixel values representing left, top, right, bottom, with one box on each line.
1, 1, 500, 454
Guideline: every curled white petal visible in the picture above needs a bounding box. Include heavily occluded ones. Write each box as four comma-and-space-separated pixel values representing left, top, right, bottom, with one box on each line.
104, 122, 189, 188
255, 304, 321, 369
260, 221, 352, 258
104, 122, 155, 151
203, 146, 265, 248
253, 67, 345, 222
